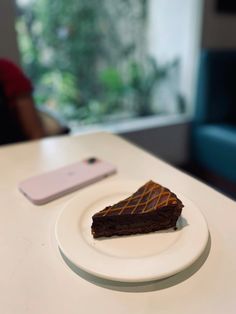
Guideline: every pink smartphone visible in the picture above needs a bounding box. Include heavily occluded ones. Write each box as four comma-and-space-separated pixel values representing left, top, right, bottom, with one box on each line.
18, 157, 117, 205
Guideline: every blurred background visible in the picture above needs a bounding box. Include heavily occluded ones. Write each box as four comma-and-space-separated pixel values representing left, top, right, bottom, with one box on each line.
1, 0, 236, 198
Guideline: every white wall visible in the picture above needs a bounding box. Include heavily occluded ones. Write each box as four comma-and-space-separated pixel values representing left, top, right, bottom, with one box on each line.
120, 121, 191, 166
148, 0, 203, 111
202, 0, 236, 49
0, 0, 20, 63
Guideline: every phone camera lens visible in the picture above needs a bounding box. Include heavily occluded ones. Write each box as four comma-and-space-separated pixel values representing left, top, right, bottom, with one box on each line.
87, 157, 97, 164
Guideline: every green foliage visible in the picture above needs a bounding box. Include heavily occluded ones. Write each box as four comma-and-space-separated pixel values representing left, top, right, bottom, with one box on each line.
100, 68, 124, 94
16, 0, 178, 125
126, 58, 176, 116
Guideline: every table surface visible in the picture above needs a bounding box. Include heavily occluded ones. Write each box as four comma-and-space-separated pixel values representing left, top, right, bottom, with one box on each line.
1, 132, 235, 314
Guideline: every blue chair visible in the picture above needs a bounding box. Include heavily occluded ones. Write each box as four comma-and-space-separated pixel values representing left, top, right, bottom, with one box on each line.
192, 50, 236, 184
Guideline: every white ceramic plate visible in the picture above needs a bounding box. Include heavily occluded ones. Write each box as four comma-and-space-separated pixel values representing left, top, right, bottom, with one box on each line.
55, 180, 209, 282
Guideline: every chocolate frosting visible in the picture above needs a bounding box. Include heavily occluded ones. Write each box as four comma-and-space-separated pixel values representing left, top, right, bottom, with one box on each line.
93, 180, 182, 217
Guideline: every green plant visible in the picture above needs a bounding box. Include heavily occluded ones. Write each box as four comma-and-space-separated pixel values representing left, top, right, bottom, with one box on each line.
16, 0, 182, 125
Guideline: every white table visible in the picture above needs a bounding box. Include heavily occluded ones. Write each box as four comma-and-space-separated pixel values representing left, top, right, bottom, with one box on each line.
1, 132, 235, 314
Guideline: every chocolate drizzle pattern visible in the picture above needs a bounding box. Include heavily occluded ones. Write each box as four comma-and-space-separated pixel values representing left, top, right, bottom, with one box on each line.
94, 180, 179, 217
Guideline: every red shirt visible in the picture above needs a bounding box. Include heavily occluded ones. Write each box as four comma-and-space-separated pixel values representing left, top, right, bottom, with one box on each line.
0, 58, 33, 106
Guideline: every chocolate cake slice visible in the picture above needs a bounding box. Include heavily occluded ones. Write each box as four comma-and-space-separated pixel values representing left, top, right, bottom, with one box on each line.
91, 180, 183, 238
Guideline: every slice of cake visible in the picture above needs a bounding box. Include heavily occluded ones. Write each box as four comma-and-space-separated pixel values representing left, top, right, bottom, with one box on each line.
91, 180, 183, 238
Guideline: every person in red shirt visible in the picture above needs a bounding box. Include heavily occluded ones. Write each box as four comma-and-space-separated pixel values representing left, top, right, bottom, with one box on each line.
0, 58, 45, 145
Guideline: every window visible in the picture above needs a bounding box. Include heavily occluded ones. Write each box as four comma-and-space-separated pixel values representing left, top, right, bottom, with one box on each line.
15, 0, 199, 130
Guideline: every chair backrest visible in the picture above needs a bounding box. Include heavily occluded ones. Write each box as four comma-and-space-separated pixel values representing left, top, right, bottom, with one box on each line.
195, 50, 236, 124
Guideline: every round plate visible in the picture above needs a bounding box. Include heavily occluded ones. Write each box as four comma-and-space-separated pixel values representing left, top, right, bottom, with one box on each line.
55, 180, 209, 282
